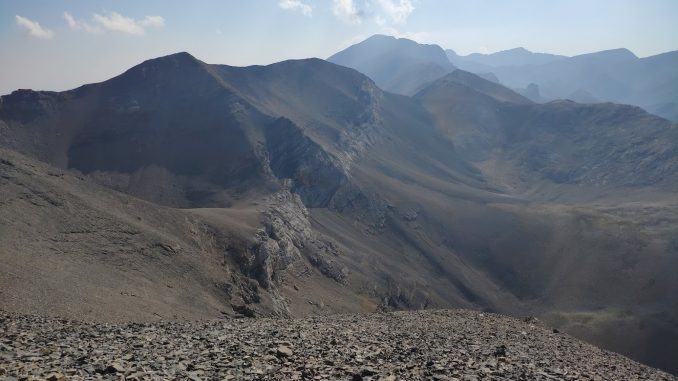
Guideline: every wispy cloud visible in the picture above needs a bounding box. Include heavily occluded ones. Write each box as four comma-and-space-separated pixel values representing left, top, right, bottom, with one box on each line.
375, 0, 414, 24
64, 12, 102, 33
332, 0, 415, 25
93, 12, 145, 34
278, 0, 312, 17
140, 16, 165, 28
332, 0, 364, 24
15, 15, 54, 39
65, 11, 165, 35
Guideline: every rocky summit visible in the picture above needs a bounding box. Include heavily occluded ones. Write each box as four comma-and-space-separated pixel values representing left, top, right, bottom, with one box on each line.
1, 309, 674, 381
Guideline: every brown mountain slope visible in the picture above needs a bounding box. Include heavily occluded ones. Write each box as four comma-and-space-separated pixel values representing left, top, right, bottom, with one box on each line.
0, 147, 375, 321
415, 72, 678, 194
1, 53, 677, 373
0, 53, 274, 208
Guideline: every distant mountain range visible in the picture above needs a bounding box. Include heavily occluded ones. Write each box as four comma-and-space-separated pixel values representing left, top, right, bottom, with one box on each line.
446, 46, 566, 69
330, 35, 678, 122
1, 37, 677, 374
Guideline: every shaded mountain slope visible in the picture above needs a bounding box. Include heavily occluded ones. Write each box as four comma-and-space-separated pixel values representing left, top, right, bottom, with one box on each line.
0, 54, 515, 324
411, 72, 678, 371
212, 59, 487, 188
0, 147, 260, 321
0, 53, 274, 208
428, 70, 532, 105
478, 48, 678, 122
0, 147, 392, 321
416, 72, 678, 191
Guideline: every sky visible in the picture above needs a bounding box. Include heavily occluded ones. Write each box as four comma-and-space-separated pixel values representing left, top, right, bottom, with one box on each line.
1, 0, 677, 95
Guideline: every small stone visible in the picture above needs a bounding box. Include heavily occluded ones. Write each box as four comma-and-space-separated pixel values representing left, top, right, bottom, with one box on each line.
128, 371, 147, 379
493, 345, 507, 357
276, 345, 293, 358
103, 362, 125, 374
46, 373, 66, 381
361, 367, 377, 376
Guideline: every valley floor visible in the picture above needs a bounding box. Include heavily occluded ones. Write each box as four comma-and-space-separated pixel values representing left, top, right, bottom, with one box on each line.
0, 310, 674, 381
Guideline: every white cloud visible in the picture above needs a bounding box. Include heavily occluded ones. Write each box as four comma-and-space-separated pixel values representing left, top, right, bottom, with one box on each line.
375, 0, 414, 24
63, 12, 102, 33
15, 15, 54, 39
332, 0, 415, 25
140, 15, 165, 28
278, 0, 312, 17
65, 11, 165, 35
374, 14, 386, 26
93, 12, 145, 34
63, 12, 77, 28
332, 0, 363, 24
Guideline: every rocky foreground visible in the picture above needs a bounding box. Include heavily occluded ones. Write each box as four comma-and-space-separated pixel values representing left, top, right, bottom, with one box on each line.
0, 309, 674, 381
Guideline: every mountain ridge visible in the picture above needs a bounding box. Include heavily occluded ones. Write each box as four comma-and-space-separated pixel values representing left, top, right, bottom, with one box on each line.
448, 42, 678, 122
1, 50, 677, 374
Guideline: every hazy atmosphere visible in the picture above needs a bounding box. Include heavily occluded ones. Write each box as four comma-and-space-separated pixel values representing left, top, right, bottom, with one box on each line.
1, 1, 677, 379
1, 0, 677, 94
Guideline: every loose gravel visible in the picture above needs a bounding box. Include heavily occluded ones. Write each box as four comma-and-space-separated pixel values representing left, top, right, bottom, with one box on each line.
1, 309, 674, 380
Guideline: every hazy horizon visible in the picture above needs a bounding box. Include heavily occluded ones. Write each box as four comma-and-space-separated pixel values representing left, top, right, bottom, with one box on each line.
1, 0, 677, 95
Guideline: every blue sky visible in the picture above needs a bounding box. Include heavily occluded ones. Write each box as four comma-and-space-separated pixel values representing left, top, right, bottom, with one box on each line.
1, 0, 677, 94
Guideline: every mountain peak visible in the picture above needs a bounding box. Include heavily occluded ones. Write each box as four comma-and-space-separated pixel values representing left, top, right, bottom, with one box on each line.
165, 51, 197, 59
136, 51, 202, 68
348, 34, 457, 55
419, 69, 532, 104
365, 34, 397, 42
605, 47, 637, 57
507, 47, 530, 53
328, 35, 454, 95
120, 51, 205, 76
573, 48, 638, 61
92, 51, 222, 96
